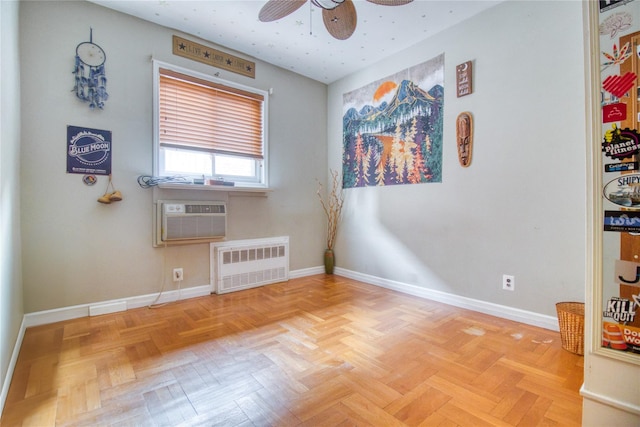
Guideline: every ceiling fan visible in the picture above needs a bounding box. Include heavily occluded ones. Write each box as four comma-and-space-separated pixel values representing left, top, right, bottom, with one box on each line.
258, 0, 414, 40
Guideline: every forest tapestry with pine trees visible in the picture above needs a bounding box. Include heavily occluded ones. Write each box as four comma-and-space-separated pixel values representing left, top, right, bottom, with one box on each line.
342, 54, 444, 188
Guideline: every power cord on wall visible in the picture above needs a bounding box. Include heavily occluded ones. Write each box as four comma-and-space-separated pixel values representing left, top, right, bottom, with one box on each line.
139, 175, 188, 308
148, 242, 182, 309
137, 175, 189, 189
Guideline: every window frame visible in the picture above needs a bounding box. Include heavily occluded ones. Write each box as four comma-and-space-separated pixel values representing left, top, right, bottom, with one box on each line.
152, 60, 269, 189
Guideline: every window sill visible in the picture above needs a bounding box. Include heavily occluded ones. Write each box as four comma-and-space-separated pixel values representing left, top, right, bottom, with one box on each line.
157, 183, 271, 195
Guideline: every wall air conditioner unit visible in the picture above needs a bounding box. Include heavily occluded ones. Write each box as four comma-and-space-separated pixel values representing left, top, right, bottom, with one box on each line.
154, 200, 226, 246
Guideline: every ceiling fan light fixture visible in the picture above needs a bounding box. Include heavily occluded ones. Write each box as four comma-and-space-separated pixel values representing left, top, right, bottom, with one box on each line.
311, 0, 345, 11
259, 0, 413, 40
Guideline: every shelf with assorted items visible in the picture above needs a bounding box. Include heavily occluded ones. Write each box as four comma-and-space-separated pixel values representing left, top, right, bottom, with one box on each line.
137, 175, 270, 195
157, 182, 271, 195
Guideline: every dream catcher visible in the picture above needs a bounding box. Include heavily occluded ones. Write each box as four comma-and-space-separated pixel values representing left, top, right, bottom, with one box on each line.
73, 28, 108, 109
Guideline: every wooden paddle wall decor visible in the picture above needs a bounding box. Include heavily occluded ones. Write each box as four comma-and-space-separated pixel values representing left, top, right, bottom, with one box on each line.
456, 112, 473, 167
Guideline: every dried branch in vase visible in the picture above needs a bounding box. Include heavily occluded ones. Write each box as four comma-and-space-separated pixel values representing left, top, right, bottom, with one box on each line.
316, 169, 345, 250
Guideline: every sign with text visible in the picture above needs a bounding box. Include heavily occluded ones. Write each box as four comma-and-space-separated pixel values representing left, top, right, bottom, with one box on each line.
605, 161, 638, 173
456, 61, 472, 97
603, 103, 627, 123
173, 35, 255, 79
600, 0, 634, 12
66, 126, 111, 175
602, 125, 640, 160
604, 210, 640, 232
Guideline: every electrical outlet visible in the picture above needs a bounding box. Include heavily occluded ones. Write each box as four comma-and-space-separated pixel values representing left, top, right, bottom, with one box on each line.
173, 268, 184, 282
502, 274, 514, 291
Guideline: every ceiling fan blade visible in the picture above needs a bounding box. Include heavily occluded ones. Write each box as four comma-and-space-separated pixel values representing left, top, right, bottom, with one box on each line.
322, 0, 356, 40
259, 0, 307, 22
366, 0, 414, 5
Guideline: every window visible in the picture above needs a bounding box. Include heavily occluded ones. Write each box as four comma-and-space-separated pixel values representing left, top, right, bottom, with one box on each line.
153, 61, 268, 187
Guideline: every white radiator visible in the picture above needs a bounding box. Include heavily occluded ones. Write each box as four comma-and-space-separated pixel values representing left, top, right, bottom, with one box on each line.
210, 236, 289, 294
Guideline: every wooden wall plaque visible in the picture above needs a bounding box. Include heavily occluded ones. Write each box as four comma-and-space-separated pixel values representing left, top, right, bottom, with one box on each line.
172, 35, 256, 79
456, 61, 473, 97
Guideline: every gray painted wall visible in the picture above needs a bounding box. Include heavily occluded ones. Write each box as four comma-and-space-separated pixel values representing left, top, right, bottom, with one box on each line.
18, 1, 327, 313
328, 0, 586, 318
0, 0, 23, 413
6, 0, 638, 423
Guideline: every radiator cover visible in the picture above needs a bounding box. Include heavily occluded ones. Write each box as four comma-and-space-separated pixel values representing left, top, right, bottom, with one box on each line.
210, 236, 289, 294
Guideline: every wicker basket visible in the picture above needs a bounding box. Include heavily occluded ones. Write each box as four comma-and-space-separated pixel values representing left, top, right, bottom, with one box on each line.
556, 302, 585, 355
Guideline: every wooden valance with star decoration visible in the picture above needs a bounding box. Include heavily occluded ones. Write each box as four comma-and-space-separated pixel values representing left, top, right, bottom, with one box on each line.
172, 35, 255, 79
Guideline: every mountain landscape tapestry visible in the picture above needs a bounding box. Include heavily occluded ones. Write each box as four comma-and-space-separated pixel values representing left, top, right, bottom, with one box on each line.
342, 54, 444, 188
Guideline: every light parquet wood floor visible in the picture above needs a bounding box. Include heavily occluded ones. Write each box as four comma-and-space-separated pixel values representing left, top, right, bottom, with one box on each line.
1, 275, 584, 426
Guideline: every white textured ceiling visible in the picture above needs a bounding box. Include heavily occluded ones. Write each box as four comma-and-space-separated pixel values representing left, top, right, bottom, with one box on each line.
89, 0, 502, 83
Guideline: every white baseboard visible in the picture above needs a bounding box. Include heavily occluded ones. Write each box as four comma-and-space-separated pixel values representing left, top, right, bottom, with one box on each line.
581, 384, 640, 416
21, 269, 320, 328
23, 284, 212, 328
4, 267, 559, 416
0, 317, 26, 416
21, 267, 558, 330
334, 267, 560, 331
89, 301, 127, 316
2, 284, 211, 415
289, 266, 324, 278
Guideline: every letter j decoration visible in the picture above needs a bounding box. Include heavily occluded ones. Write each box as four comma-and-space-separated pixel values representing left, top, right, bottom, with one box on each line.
67, 125, 112, 175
